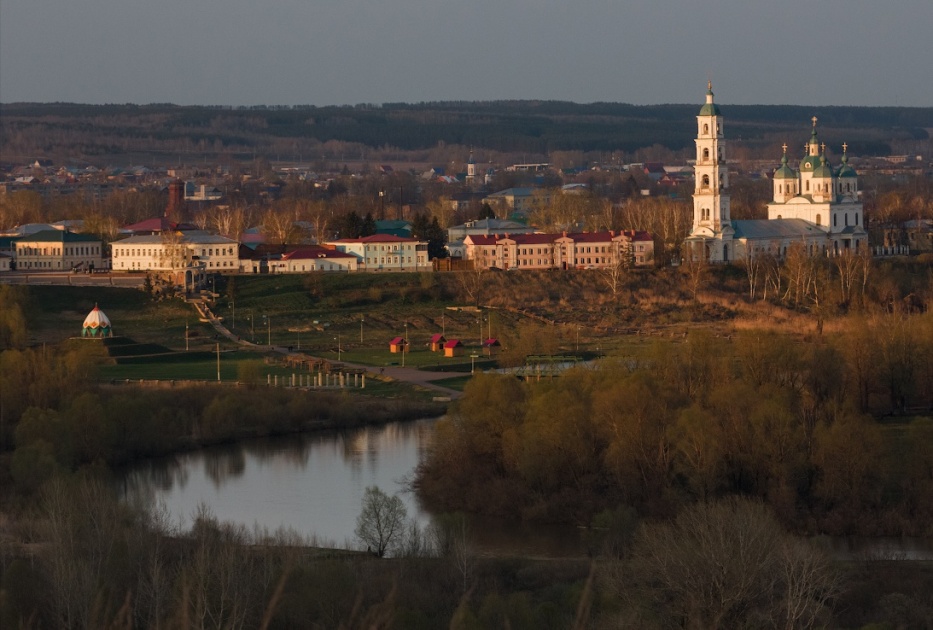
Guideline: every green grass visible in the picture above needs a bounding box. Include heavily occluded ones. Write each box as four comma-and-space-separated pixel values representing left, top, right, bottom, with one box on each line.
427, 375, 473, 391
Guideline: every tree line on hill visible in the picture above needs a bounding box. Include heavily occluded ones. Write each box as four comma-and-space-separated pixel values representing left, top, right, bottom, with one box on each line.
2, 101, 929, 165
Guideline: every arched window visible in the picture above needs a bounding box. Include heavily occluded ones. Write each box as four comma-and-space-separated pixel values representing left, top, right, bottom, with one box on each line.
816, 214, 822, 226
806, 180, 810, 192
702, 175, 710, 187
703, 148, 709, 161
845, 213, 848, 226
855, 213, 859, 225
833, 214, 837, 227
703, 123, 709, 134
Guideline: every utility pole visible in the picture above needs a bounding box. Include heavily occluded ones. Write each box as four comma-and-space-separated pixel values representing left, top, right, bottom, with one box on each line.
216, 342, 221, 382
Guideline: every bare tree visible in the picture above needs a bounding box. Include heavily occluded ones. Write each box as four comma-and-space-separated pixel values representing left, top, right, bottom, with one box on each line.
355, 486, 407, 557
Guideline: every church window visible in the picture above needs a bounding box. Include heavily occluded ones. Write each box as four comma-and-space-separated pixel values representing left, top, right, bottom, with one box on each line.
833, 214, 837, 227
845, 213, 848, 226
702, 175, 710, 187
816, 214, 822, 226
703, 148, 709, 161
806, 180, 810, 192
703, 124, 709, 134
777, 214, 782, 219
855, 213, 859, 225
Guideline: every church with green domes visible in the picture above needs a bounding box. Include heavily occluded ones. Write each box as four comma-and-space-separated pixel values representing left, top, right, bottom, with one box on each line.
685, 84, 867, 262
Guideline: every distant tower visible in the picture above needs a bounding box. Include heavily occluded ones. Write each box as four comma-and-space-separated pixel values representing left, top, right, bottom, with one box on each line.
466, 148, 477, 187
687, 82, 733, 261
165, 180, 186, 220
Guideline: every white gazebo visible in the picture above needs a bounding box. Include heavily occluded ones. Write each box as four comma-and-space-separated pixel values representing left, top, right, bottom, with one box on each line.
82, 304, 113, 338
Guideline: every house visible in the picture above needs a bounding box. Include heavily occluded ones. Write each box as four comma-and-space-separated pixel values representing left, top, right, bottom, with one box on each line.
430, 334, 447, 352
326, 234, 430, 272
463, 230, 654, 270
483, 338, 501, 357
483, 188, 549, 216
13, 230, 106, 272
389, 337, 408, 354
267, 247, 359, 273
111, 231, 239, 291
443, 339, 464, 358
0, 252, 11, 273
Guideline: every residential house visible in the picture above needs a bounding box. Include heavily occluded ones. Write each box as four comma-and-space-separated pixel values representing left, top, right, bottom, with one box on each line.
267, 247, 359, 273
326, 234, 430, 272
14, 230, 106, 271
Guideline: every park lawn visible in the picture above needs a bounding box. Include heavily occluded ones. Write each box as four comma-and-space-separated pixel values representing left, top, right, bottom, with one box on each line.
427, 375, 473, 391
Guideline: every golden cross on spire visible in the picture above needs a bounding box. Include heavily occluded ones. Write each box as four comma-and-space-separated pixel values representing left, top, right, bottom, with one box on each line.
821, 142, 826, 154
708, 79, 712, 91
782, 143, 787, 154
811, 116, 818, 127
842, 142, 848, 153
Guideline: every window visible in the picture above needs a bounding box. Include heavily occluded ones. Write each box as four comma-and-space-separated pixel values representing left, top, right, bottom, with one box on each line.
816, 214, 822, 226
806, 180, 810, 192
703, 148, 709, 161
702, 175, 710, 187
833, 214, 837, 227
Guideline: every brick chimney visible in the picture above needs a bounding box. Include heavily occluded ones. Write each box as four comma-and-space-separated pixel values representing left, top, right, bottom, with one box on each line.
165, 180, 186, 220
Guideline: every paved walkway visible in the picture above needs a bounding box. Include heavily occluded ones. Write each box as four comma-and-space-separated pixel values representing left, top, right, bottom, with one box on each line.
192, 300, 463, 400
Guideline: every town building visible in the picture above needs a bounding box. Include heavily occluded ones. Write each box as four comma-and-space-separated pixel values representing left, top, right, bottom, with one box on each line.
463, 230, 654, 270
110, 231, 240, 290
267, 247, 359, 273
325, 234, 430, 272
13, 229, 106, 271
685, 83, 867, 261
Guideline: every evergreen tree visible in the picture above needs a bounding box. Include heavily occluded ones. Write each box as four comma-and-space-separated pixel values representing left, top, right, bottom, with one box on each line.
361, 212, 377, 237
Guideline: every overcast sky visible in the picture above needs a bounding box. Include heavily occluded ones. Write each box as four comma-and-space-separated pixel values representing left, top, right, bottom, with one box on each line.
1, 0, 931, 107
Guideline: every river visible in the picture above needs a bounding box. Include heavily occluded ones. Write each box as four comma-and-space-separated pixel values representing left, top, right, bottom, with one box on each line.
120, 417, 933, 560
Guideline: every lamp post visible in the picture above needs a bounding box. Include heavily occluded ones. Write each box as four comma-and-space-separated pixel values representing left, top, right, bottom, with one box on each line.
576, 326, 581, 352
360, 315, 364, 344
263, 315, 271, 347
216, 342, 221, 382
335, 334, 341, 361
402, 322, 408, 367
185, 319, 189, 352
246, 310, 254, 342
471, 353, 479, 374
230, 299, 235, 330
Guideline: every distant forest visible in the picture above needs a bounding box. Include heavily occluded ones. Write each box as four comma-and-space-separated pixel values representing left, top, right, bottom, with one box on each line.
1, 100, 931, 165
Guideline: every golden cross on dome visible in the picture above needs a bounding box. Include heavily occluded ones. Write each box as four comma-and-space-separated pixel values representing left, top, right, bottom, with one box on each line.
842, 142, 848, 153
708, 79, 712, 91
782, 143, 787, 154
821, 142, 826, 154
812, 116, 818, 127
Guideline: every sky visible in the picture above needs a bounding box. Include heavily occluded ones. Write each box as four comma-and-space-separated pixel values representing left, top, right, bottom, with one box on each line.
1, 0, 932, 108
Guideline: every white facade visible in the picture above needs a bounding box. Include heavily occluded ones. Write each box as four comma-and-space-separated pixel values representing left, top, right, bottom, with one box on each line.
14, 230, 106, 271
268, 248, 360, 273
326, 235, 430, 271
111, 232, 240, 273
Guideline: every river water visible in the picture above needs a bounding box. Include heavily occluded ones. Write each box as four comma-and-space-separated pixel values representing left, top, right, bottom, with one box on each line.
120, 418, 932, 560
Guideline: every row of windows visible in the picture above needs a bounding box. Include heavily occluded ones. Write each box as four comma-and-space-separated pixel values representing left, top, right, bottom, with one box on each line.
113, 246, 235, 257
18, 245, 100, 256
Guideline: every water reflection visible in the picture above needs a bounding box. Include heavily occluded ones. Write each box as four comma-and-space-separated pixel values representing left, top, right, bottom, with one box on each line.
121, 419, 439, 547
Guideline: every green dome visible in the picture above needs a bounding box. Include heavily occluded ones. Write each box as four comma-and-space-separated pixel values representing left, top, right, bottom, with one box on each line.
837, 153, 856, 178
799, 155, 821, 171
699, 102, 721, 116
773, 154, 796, 179
812, 156, 834, 179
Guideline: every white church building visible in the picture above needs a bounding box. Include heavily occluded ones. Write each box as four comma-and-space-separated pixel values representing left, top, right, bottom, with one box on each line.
685, 83, 867, 262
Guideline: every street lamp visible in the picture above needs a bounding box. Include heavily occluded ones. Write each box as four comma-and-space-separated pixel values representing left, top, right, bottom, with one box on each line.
335, 334, 341, 361
263, 315, 271, 346
402, 322, 408, 367
360, 315, 364, 344
471, 353, 479, 374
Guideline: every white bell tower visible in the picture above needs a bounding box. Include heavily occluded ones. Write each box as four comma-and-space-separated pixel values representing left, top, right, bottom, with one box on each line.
693, 81, 730, 231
